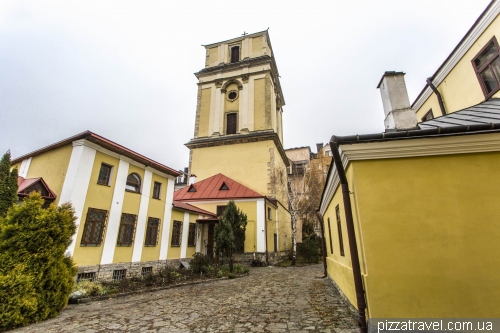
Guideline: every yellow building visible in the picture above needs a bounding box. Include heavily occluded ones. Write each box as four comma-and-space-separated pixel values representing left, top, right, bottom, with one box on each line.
319, 1, 500, 323
11, 131, 216, 281
185, 30, 292, 263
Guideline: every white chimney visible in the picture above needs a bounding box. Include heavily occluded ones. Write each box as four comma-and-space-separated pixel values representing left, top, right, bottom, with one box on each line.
189, 174, 197, 185
377, 72, 417, 131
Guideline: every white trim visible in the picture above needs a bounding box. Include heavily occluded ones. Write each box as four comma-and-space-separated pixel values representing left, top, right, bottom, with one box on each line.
18, 157, 32, 178
319, 152, 347, 215
196, 215, 202, 253
180, 212, 190, 258
100, 159, 129, 265
256, 199, 266, 252
412, 1, 500, 111
159, 178, 175, 260
131, 170, 153, 262
61, 145, 97, 256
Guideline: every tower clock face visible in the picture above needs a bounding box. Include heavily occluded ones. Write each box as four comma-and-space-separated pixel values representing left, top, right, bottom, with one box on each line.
227, 90, 238, 102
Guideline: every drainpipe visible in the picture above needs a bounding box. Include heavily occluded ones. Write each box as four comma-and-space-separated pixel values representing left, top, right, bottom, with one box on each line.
330, 137, 368, 333
264, 200, 269, 265
315, 211, 328, 278
426, 78, 446, 116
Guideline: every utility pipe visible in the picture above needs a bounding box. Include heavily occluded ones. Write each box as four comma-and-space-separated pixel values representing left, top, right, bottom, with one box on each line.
330, 137, 368, 333
264, 200, 269, 265
315, 211, 328, 278
426, 78, 446, 116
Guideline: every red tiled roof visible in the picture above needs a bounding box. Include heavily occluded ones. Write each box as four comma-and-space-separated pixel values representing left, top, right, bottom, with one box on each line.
174, 173, 264, 201
11, 131, 180, 177
172, 201, 217, 217
17, 176, 57, 198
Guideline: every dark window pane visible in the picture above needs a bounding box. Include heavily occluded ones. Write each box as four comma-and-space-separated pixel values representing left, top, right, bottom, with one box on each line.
336, 206, 345, 257
81, 208, 108, 245
188, 223, 196, 246
171, 221, 182, 246
153, 182, 161, 199
98, 164, 112, 185
480, 67, 499, 93
491, 57, 500, 84
145, 217, 160, 246
474, 42, 498, 68
216, 205, 227, 217
231, 47, 239, 63
227, 114, 237, 134
117, 214, 137, 246
228, 91, 237, 100
126, 173, 141, 193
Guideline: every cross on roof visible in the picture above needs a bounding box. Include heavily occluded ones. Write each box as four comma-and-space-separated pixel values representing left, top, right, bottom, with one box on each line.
242, 31, 248, 36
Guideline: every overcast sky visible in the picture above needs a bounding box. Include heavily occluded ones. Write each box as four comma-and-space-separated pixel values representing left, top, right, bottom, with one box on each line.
0, 0, 491, 170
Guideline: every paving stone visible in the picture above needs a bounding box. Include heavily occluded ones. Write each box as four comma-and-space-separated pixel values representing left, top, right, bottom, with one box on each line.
11, 265, 357, 333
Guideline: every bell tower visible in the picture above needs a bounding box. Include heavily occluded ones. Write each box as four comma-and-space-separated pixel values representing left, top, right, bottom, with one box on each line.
186, 30, 289, 205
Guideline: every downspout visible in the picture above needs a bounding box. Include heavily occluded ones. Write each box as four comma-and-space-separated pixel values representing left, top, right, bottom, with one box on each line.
315, 211, 328, 278
426, 78, 446, 116
330, 137, 368, 333
264, 200, 269, 265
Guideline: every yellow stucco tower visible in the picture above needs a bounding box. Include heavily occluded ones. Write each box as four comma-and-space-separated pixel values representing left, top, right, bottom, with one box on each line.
186, 30, 291, 231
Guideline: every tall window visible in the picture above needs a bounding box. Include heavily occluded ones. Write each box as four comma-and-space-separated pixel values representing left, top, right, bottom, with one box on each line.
335, 205, 345, 256
126, 173, 141, 193
117, 213, 137, 246
97, 163, 112, 185
171, 221, 182, 246
268, 207, 272, 220
226, 113, 237, 134
81, 208, 108, 246
152, 181, 162, 199
145, 217, 160, 246
230, 46, 240, 63
327, 217, 333, 254
216, 205, 227, 217
188, 223, 196, 246
472, 36, 500, 98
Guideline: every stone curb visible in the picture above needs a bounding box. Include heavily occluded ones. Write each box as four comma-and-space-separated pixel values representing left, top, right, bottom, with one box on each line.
75, 273, 250, 304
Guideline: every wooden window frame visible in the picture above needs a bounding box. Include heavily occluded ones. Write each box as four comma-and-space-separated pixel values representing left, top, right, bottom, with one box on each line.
472, 36, 500, 99
125, 173, 142, 193
144, 217, 161, 246
152, 181, 162, 199
268, 207, 272, 220
81, 208, 108, 246
171, 221, 182, 246
422, 109, 434, 122
226, 112, 238, 135
335, 205, 345, 257
117, 213, 137, 246
327, 217, 333, 254
230, 45, 240, 63
216, 205, 227, 217
97, 163, 113, 186
187, 223, 196, 247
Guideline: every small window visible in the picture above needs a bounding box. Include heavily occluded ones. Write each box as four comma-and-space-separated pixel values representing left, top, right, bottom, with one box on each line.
216, 205, 227, 217
145, 217, 160, 246
153, 181, 162, 199
188, 185, 196, 192
422, 109, 434, 122
188, 223, 196, 247
126, 173, 141, 193
112, 269, 127, 281
268, 207, 272, 220
226, 113, 237, 134
97, 163, 112, 185
171, 221, 182, 246
81, 208, 108, 246
117, 213, 137, 246
220, 182, 229, 190
230, 46, 240, 63
327, 217, 333, 254
472, 36, 500, 98
141, 266, 153, 277
335, 206, 345, 257
77, 272, 96, 282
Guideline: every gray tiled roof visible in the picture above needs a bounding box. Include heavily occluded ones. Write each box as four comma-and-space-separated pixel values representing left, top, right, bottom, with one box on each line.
419, 98, 500, 130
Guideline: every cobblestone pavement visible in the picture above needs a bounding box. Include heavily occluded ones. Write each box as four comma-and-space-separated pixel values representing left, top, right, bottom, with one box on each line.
12, 264, 359, 333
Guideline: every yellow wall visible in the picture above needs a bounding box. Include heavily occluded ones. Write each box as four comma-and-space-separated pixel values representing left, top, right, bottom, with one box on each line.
254, 78, 266, 130
252, 36, 262, 57
190, 201, 258, 252
346, 152, 500, 318
185, 213, 199, 258
276, 204, 292, 251
208, 47, 218, 66
73, 151, 120, 266
198, 88, 212, 137
168, 209, 184, 259
25, 144, 73, 205
416, 16, 500, 120
140, 173, 169, 262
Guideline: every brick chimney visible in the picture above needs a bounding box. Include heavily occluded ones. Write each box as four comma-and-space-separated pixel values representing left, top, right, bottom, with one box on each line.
377, 71, 417, 131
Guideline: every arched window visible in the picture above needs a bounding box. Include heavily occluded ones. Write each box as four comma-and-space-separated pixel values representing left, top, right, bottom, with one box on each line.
126, 173, 141, 193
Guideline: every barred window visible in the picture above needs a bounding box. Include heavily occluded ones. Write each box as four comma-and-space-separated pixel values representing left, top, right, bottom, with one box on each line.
81, 208, 108, 246
77, 272, 96, 282
171, 221, 182, 246
112, 269, 127, 281
141, 266, 153, 277
97, 163, 112, 185
145, 217, 160, 246
188, 223, 196, 247
117, 213, 137, 246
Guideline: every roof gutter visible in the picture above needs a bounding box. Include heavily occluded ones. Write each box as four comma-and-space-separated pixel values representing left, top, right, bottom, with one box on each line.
329, 136, 367, 333
426, 78, 447, 116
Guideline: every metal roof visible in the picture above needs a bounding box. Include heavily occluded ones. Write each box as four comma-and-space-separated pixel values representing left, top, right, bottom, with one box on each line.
172, 201, 217, 217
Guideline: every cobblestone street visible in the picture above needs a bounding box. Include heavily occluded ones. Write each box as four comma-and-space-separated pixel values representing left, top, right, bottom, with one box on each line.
12, 265, 358, 333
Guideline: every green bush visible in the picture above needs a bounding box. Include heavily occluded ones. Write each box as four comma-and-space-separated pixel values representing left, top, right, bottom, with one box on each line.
0, 193, 77, 330
190, 253, 210, 274
73, 280, 108, 297
297, 238, 320, 263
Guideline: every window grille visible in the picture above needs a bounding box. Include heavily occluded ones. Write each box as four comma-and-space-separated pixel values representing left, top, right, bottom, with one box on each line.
141, 266, 153, 277
112, 269, 127, 281
188, 223, 196, 246
145, 217, 160, 246
77, 272, 96, 282
117, 213, 137, 246
81, 208, 108, 246
171, 221, 182, 246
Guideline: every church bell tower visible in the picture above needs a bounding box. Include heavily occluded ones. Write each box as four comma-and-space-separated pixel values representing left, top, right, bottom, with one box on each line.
186, 30, 289, 205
